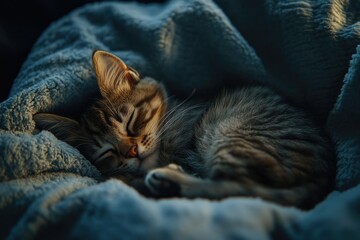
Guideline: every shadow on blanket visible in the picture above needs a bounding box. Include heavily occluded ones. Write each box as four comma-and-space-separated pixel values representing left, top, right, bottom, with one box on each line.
1, 0, 360, 239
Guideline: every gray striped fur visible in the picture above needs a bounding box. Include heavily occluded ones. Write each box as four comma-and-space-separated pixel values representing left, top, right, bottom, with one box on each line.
34, 51, 335, 208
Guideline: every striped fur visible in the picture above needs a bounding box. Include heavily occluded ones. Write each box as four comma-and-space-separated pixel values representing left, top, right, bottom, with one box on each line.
34, 51, 335, 208
147, 88, 335, 208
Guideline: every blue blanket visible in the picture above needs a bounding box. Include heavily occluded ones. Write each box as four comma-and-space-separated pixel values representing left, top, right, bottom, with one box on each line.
1, 0, 360, 239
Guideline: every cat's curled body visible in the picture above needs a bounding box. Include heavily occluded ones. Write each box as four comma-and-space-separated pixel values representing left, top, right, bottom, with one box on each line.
34, 51, 335, 209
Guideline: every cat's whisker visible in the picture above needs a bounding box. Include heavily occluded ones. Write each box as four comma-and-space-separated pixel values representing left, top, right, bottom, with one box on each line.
158, 90, 196, 127
159, 104, 201, 134
74, 142, 94, 148
154, 105, 202, 143
164, 94, 175, 103
159, 105, 196, 132
102, 168, 120, 176
158, 103, 186, 127
160, 101, 205, 132
102, 166, 128, 176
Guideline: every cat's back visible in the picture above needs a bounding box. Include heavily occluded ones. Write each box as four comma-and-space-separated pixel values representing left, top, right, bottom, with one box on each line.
197, 85, 327, 135
196, 85, 334, 191
201, 86, 305, 126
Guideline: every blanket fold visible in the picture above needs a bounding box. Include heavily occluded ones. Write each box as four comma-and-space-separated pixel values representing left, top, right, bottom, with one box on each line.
1, 0, 360, 239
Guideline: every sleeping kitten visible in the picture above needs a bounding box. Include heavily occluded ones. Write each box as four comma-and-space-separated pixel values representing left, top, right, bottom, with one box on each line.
34, 50, 335, 209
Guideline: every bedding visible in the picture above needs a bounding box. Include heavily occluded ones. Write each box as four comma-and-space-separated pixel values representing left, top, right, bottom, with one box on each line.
1, 0, 360, 239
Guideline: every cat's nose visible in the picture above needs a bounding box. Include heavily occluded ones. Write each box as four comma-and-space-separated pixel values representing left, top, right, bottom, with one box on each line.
126, 145, 138, 158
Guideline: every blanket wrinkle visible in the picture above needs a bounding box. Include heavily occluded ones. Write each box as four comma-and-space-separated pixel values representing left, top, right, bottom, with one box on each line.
1, 0, 360, 239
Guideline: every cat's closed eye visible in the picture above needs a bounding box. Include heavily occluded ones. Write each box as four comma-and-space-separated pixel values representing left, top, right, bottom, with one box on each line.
92, 142, 115, 161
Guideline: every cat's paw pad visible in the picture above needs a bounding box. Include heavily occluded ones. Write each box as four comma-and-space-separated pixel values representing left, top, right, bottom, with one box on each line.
145, 169, 181, 197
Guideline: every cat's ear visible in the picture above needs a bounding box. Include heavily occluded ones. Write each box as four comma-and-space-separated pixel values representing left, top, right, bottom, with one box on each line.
33, 113, 82, 145
92, 50, 140, 96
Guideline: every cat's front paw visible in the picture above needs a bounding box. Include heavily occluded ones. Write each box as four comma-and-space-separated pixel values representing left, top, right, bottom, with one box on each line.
145, 164, 183, 197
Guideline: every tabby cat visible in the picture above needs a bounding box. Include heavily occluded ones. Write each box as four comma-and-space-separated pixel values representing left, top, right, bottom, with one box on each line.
34, 50, 335, 209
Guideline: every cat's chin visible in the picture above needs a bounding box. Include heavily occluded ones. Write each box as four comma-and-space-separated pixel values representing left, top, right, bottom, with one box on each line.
137, 150, 159, 174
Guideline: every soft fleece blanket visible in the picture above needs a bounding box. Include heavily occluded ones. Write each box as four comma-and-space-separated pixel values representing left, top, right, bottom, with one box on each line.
1, 0, 360, 239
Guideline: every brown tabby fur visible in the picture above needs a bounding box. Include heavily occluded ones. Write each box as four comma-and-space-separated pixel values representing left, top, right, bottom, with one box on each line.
34, 50, 335, 209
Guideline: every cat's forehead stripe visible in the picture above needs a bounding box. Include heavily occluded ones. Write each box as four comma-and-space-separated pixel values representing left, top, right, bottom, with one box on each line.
134, 90, 159, 108
126, 109, 137, 136
133, 107, 155, 131
143, 107, 159, 124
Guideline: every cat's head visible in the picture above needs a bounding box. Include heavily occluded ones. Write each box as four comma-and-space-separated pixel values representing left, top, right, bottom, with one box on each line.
34, 50, 167, 176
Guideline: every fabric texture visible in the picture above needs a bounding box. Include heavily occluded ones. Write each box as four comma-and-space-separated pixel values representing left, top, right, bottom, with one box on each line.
1, 0, 360, 239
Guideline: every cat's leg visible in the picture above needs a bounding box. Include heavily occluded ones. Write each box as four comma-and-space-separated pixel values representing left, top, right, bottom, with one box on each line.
145, 164, 251, 199
145, 163, 322, 208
